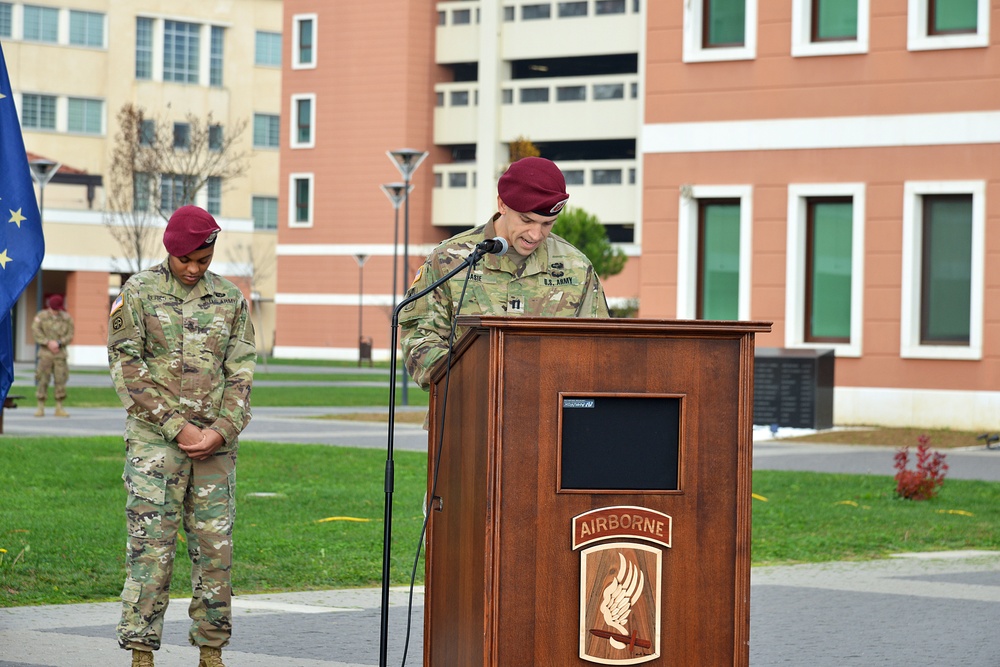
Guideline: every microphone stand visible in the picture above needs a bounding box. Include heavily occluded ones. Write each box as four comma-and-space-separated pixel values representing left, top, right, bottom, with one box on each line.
378, 245, 493, 667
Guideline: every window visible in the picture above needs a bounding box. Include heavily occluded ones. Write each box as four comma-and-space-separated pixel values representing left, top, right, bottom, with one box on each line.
557, 85, 586, 101
522, 4, 551, 20
206, 176, 221, 215
705, 0, 746, 47
503, 6, 515, 21
435, 91, 445, 107
559, 2, 588, 17
593, 83, 624, 100
164, 20, 200, 83
209, 124, 223, 151
255, 31, 282, 66
136, 17, 153, 79
210, 26, 224, 87
252, 196, 278, 230
133, 173, 151, 212
596, 0, 626, 14
908, 0, 988, 50
69, 10, 104, 47
786, 184, 865, 355
453, 9, 472, 24
173, 122, 190, 149
592, 169, 623, 185
683, 0, 757, 62
289, 173, 314, 227
23, 5, 58, 43
160, 174, 188, 212
697, 200, 741, 319
901, 181, 984, 359
21, 94, 56, 130
140, 119, 156, 146
448, 172, 468, 188
0, 3, 11, 38
293, 14, 317, 68
291, 93, 315, 148
67, 98, 102, 134
520, 87, 549, 103
929, 0, 978, 34
792, 0, 869, 57
564, 170, 585, 185
450, 90, 469, 107
805, 199, 853, 342
677, 186, 752, 320
253, 113, 280, 148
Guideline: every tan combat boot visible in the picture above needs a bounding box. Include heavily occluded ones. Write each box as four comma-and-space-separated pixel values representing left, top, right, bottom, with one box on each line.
34, 400, 44, 417
131, 649, 154, 667
54, 400, 69, 417
198, 646, 225, 667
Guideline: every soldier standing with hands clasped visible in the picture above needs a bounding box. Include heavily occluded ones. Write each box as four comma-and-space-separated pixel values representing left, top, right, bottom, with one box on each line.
31, 293, 74, 417
107, 205, 255, 667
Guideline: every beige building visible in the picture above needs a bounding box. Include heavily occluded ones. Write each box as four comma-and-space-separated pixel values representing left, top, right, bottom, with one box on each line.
4, 0, 281, 365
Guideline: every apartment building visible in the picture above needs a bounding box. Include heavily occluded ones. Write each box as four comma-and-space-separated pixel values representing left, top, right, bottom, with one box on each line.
3, 0, 281, 365
642, 0, 998, 428
275, 0, 644, 362
278, 0, 997, 429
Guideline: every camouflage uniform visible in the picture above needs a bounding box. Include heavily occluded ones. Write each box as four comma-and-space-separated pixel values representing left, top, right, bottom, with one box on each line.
107, 259, 255, 652
400, 217, 609, 388
31, 307, 73, 401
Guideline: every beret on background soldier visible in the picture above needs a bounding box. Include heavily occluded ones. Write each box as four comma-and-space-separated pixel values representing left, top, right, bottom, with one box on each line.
497, 156, 570, 216
46, 294, 64, 310
163, 205, 221, 257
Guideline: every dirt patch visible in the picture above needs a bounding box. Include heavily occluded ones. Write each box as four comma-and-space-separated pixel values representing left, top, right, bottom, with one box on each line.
778, 426, 993, 449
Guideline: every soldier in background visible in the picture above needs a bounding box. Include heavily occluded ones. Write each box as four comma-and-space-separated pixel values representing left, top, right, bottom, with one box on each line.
401, 156, 609, 389
32, 293, 74, 417
107, 205, 255, 667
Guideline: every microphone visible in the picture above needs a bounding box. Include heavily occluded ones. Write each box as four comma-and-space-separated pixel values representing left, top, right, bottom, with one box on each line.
475, 237, 509, 256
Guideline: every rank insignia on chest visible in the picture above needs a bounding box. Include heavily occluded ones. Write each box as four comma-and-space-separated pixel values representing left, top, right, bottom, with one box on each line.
509, 297, 524, 314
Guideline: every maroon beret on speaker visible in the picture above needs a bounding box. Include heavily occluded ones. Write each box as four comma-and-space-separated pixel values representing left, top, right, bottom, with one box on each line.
498, 157, 569, 216
163, 205, 221, 257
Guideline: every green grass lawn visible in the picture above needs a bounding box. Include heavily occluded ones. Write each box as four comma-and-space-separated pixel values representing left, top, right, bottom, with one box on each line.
2, 437, 997, 607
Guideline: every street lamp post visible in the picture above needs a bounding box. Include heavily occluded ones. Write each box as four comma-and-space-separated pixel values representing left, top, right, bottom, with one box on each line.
353, 253, 369, 366
28, 159, 60, 341
380, 182, 410, 394
386, 149, 428, 406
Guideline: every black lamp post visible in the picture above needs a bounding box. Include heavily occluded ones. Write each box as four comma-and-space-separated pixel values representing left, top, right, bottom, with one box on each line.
386, 149, 428, 406
28, 158, 59, 342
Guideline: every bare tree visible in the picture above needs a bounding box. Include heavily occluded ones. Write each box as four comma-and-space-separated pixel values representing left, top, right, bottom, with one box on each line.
104, 102, 250, 273
104, 104, 160, 273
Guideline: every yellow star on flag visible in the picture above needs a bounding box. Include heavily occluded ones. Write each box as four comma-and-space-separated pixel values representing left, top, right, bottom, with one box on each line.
0, 249, 11, 269
8, 207, 26, 228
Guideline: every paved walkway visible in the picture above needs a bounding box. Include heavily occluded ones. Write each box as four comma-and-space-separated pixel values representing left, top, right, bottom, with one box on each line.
2, 552, 998, 666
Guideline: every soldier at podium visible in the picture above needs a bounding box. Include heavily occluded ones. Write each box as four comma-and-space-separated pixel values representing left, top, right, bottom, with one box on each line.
401, 156, 609, 389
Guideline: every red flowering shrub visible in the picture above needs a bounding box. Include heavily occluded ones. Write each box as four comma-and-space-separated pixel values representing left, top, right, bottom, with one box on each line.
893, 435, 949, 501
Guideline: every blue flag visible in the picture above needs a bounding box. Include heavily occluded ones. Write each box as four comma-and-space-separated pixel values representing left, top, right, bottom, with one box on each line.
0, 41, 45, 405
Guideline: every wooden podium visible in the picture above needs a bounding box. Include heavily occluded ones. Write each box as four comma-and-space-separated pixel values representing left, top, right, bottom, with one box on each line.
422, 317, 771, 666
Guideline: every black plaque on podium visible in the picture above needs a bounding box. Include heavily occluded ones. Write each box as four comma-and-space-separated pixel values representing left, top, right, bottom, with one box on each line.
754, 348, 834, 429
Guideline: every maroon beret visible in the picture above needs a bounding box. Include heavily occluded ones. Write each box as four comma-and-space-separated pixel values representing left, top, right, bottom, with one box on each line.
46, 294, 64, 311
163, 205, 221, 257
498, 157, 569, 216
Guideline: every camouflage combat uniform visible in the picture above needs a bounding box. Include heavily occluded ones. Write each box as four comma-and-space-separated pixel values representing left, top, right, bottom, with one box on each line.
31, 307, 74, 401
400, 217, 609, 388
107, 259, 255, 652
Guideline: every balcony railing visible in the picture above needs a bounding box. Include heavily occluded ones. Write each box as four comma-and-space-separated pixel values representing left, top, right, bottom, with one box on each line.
435, 74, 639, 144
432, 159, 637, 227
